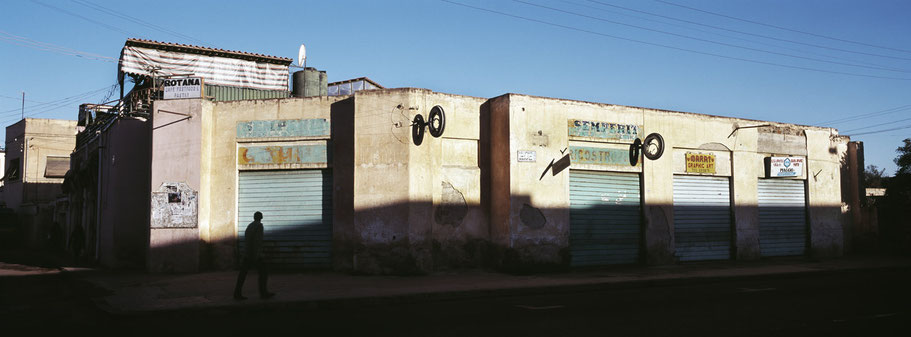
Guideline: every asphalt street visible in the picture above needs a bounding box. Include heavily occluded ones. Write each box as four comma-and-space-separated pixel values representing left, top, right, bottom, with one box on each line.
4, 265, 908, 336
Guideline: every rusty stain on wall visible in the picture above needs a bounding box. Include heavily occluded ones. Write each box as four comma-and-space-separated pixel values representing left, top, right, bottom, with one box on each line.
238, 144, 328, 165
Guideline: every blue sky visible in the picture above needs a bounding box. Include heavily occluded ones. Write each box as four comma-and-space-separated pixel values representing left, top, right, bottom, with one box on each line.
2, 0, 909, 174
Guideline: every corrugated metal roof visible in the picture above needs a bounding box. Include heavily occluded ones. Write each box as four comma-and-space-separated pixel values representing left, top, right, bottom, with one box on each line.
124, 38, 292, 65
327, 77, 384, 89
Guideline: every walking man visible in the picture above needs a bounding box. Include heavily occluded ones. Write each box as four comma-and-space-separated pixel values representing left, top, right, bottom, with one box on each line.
234, 211, 275, 300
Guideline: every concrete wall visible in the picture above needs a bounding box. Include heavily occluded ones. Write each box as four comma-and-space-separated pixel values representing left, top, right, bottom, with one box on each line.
203, 96, 344, 270
491, 93, 844, 267
149, 99, 204, 272
4, 118, 77, 248
350, 88, 489, 274
96, 117, 151, 268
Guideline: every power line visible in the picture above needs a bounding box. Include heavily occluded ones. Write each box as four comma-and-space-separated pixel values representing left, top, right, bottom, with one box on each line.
71, 0, 212, 47
0, 30, 118, 63
0, 85, 113, 119
0, 94, 46, 104
588, 0, 911, 62
564, 0, 906, 71
653, 0, 911, 55
848, 123, 911, 137
439, 0, 911, 81
30, 0, 139, 38
841, 116, 911, 133
515, 0, 911, 73
817, 104, 911, 125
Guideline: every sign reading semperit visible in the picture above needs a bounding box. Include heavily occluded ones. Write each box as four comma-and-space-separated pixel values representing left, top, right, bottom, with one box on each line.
685, 152, 716, 174
162, 77, 203, 99
768, 156, 804, 177
568, 119, 640, 141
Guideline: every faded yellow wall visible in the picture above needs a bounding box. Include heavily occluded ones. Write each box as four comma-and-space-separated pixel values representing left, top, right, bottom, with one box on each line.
204, 96, 342, 270
351, 88, 488, 273
493, 94, 843, 266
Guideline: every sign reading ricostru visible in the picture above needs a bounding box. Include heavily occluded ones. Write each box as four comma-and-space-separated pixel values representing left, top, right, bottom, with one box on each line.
568, 119, 640, 141
570, 146, 636, 166
685, 152, 716, 174
238, 145, 328, 165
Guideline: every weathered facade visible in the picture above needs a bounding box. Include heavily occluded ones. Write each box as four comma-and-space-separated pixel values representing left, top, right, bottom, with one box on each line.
3, 118, 77, 249
139, 88, 848, 274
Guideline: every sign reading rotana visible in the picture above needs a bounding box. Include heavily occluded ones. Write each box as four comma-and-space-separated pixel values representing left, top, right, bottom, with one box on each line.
162, 77, 202, 99
570, 146, 635, 166
568, 119, 640, 141
685, 152, 716, 174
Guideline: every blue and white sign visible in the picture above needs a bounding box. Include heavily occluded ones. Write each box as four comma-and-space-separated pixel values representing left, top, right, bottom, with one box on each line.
769, 156, 804, 177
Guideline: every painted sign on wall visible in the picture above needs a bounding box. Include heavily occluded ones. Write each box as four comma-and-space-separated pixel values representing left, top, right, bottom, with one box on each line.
238, 144, 328, 165
162, 77, 203, 100
568, 119, 640, 141
569, 146, 634, 166
237, 119, 330, 139
685, 152, 716, 174
768, 156, 804, 177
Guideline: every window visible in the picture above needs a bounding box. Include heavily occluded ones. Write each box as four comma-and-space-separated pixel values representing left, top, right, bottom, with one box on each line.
4, 158, 20, 182
45, 156, 69, 178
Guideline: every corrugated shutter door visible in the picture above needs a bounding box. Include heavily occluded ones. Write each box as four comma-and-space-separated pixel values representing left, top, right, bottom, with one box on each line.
570, 170, 641, 266
238, 170, 332, 269
673, 175, 731, 261
758, 179, 806, 257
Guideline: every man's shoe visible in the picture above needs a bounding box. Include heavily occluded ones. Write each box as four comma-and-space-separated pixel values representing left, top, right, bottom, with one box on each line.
234, 294, 247, 301
260, 292, 276, 299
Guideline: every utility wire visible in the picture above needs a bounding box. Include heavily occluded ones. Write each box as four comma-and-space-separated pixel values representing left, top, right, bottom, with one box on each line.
653, 0, 911, 55
564, 0, 905, 71
0, 30, 118, 63
841, 116, 911, 133
817, 104, 911, 125
31, 0, 139, 38
440, 0, 911, 81
0, 94, 46, 104
590, 0, 911, 62
848, 123, 911, 137
515, 0, 911, 73
71, 0, 212, 47
0, 86, 113, 118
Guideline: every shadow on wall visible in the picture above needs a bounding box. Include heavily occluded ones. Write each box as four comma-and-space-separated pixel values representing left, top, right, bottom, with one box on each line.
138, 198, 842, 275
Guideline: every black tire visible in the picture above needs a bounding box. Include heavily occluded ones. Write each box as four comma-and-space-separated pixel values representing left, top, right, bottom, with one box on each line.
428, 105, 446, 138
643, 133, 665, 160
412, 114, 425, 145
629, 138, 642, 166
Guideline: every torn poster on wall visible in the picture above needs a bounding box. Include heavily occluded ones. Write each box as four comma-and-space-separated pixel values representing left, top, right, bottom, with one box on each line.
151, 182, 198, 228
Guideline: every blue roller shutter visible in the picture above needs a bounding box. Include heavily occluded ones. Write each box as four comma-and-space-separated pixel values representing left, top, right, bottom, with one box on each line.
758, 179, 807, 257
673, 175, 731, 261
238, 170, 332, 269
570, 170, 641, 266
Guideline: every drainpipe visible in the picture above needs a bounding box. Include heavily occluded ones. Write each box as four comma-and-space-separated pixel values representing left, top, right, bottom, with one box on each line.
95, 131, 104, 263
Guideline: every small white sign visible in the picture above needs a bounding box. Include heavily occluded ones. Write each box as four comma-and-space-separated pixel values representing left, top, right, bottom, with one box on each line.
769, 156, 804, 177
162, 77, 203, 99
518, 150, 536, 162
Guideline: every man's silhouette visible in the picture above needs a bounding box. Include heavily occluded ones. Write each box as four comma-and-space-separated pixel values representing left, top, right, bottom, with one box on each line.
234, 211, 275, 300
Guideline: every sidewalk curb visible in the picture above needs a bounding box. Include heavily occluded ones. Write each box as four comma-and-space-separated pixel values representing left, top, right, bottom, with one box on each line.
91, 262, 911, 317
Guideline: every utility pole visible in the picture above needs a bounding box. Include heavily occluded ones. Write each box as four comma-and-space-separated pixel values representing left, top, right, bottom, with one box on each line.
21, 91, 25, 120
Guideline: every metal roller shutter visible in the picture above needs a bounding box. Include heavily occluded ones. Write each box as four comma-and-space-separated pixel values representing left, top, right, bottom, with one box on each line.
238, 170, 332, 269
570, 170, 641, 266
673, 175, 731, 261
758, 179, 807, 257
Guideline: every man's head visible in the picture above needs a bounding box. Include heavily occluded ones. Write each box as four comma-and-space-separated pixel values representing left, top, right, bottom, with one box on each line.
254, 211, 263, 221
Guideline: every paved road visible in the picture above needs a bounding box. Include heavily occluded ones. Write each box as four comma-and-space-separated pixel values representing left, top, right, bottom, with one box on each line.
3, 267, 909, 335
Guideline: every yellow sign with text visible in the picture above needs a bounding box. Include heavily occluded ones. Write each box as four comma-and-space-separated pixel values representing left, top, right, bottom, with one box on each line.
685, 152, 716, 174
